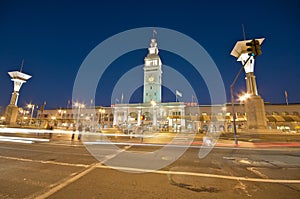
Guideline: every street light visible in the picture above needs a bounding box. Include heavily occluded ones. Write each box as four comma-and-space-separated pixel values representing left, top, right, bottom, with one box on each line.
238, 92, 251, 130
238, 93, 251, 102
57, 109, 66, 128
27, 103, 36, 126
74, 102, 85, 128
19, 108, 29, 126
98, 108, 105, 128
230, 56, 251, 145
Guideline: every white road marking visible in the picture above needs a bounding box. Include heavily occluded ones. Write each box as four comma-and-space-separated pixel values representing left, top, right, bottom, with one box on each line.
235, 180, 252, 197
29, 145, 132, 198
96, 165, 300, 184
34, 163, 100, 199
0, 155, 89, 168
247, 167, 269, 179
84, 141, 300, 152
0, 153, 300, 188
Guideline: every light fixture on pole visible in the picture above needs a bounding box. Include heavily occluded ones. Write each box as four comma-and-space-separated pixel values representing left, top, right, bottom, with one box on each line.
98, 108, 105, 128
27, 103, 35, 126
74, 102, 85, 128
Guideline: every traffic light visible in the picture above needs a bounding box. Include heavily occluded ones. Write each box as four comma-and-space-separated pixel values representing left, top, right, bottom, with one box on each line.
140, 115, 145, 120
246, 39, 262, 57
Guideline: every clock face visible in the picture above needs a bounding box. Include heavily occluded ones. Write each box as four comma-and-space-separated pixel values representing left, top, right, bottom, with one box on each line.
148, 76, 154, 82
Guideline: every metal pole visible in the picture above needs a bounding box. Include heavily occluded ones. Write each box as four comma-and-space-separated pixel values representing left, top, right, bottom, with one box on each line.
29, 105, 34, 126
230, 56, 251, 145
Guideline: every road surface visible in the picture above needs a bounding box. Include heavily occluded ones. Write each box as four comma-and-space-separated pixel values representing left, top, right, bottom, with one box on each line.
0, 130, 300, 198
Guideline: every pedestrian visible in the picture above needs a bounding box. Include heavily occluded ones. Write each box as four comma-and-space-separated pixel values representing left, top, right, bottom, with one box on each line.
78, 123, 83, 140
49, 125, 53, 139
71, 123, 76, 141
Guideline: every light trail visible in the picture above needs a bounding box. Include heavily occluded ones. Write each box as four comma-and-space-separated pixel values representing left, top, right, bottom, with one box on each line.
0, 135, 49, 144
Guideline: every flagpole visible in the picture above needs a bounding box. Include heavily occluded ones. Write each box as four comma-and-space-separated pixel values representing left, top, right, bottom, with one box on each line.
285, 91, 289, 106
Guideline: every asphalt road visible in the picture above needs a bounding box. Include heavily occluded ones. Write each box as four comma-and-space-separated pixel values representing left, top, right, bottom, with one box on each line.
0, 132, 300, 198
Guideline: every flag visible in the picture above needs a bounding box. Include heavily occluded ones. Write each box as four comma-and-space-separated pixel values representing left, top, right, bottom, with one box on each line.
176, 90, 182, 97
153, 29, 157, 38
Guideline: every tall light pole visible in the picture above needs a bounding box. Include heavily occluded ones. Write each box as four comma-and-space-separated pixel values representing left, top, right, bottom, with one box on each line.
74, 102, 85, 128
58, 109, 66, 128
98, 108, 105, 128
27, 103, 35, 126
230, 56, 251, 145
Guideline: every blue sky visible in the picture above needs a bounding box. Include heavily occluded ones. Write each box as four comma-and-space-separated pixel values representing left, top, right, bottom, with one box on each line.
0, 0, 299, 110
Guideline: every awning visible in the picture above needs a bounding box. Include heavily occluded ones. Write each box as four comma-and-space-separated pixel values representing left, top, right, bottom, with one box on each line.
288, 115, 300, 122
266, 115, 298, 122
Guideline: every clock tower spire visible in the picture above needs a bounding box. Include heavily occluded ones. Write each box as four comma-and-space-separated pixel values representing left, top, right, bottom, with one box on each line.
143, 36, 162, 103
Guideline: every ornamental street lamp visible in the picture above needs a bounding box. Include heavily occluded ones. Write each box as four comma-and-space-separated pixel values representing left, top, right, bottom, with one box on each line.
27, 103, 36, 126
98, 108, 105, 128
74, 102, 85, 128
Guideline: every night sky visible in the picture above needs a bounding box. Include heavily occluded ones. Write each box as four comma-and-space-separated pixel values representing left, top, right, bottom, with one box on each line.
0, 0, 299, 111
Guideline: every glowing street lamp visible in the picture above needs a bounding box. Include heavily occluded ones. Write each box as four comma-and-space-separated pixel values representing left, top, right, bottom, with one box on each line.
27, 103, 36, 126
238, 93, 251, 102
74, 102, 85, 126
98, 108, 105, 127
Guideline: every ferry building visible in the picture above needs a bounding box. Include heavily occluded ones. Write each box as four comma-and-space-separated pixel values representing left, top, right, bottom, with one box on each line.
29, 37, 300, 133
112, 37, 186, 131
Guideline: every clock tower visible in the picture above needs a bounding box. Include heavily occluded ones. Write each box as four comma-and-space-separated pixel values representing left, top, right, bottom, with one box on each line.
143, 38, 162, 103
